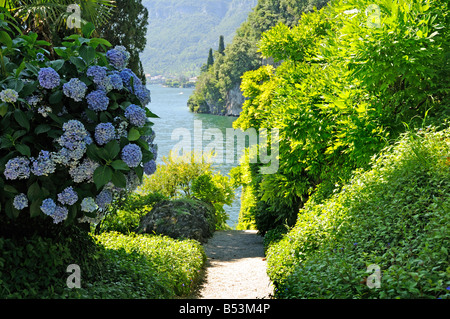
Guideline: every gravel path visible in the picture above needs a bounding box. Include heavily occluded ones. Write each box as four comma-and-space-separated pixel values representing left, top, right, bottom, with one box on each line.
193, 230, 274, 299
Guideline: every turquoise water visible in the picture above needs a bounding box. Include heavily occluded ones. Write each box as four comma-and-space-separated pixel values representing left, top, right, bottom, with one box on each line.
147, 84, 242, 228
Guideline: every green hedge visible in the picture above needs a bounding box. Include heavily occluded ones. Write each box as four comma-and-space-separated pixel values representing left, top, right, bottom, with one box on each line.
95, 231, 206, 297
0, 230, 206, 298
266, 127, 450, 299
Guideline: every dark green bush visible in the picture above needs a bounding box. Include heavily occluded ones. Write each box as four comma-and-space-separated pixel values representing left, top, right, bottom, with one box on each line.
267, 127, 450, 299
0, 225, 102, 298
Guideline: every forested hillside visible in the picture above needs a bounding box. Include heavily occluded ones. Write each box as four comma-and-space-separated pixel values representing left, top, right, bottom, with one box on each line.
187, 0, 329, 115
140, 0, 257, 77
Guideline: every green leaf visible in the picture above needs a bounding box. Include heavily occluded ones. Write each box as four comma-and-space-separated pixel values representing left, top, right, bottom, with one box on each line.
0, 103, 8, 117
82, 22, 96, 38
79, 45, 96, 65
4, 185, 18, 194
50, 59, 65, 72
0, 30, 12, 49
93, 166, 113, 190
111, 160, 130, 171
30, 200, 42, 218
90, 38, 112, 47
35, 124, 51, 135
15, 144, 31, 157
128, 128, 141, 141
5, 200, 19, 219
111, 170, 127, 188
14, 109, 30, 131
105, 140, 120, 159
69, 56, 86, 70
146, 109, 159, 118
86, 143, 102, 162
27, 182, 41, 201
49, 90, 63, 104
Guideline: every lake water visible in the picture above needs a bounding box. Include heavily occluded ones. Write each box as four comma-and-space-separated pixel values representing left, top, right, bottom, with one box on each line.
147, 84, 242, 228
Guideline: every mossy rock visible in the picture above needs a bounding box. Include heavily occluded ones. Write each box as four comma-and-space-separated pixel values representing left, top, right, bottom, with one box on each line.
137, 199, 216, 243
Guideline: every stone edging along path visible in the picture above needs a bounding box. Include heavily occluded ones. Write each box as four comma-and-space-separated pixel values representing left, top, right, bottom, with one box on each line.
191, 230, 274, 299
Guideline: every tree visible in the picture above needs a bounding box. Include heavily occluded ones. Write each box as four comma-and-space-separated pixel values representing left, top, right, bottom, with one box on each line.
207, 48, 214, 68
2, 0, 115, 42
97, 0, 149, 83
218, 35, 225, 55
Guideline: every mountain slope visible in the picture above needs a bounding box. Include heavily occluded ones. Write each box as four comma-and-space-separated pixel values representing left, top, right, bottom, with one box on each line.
141, 0, 257, 77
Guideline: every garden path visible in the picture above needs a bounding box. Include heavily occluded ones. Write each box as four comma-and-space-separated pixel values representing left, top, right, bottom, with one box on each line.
193, 230, 274, 299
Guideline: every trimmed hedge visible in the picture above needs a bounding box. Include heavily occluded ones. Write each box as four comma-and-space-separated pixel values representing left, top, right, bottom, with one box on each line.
266, 127, 450, 299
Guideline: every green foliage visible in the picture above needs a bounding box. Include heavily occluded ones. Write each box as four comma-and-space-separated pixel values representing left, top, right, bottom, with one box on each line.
233, 0, 449, 234
267, 127, 450, 299
95, 231, 206, 297
188, 0, 331, 115
0, 228, 206, 298
97, 192, 166, 234
97, 0, 149, 82
0, 225, 102, 298
138, 152, 236, 229
0, 12, 156, 228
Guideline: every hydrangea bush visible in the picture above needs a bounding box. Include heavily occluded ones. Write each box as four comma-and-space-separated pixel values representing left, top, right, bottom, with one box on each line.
0, 21, 158, 227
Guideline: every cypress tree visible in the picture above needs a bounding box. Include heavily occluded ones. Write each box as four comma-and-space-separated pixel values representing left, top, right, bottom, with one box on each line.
218, 35, 225, 55
207, 48, 214, 68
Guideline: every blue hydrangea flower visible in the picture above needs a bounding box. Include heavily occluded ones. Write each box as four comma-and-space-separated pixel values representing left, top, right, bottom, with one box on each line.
37, 106, 52, 117
133, 83, 151, 106
81, 197, 98, 213
55, 120, 90, 165
41, 198, 57, 216
69, 158, 100, 183
52, 206, 68, 224
63, 78, 88, 102
31, 150, 56, 176
126, 171, 140, 192
13, 194, 28, 210
38, 67, 60, 89
120, 68, 141, 90
86, 89, 109, 112
141, 130, 156, 145
96, 189, 113, 210
57, 187, 78, 206
143, 160, 157, 176
25, 95, 42, 106
121, 143, 142, 168
87, 66, 107, 84
106, 46, 130, 70
98, 76, 113, 92
109, 73, 123, 90
36, 52, 45, 62
95, 122, 116, 145
4, 157, 31, 180
124, 104, 147, 128
0, 89, 19, 103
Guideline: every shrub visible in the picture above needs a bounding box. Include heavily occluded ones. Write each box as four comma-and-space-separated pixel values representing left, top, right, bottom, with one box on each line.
0, 14, 157, 231
267, 127, 450, 299
96, 192, 166, 234
138, 151, 236, 229
0, 225, 102, 298
95, 231, 206, 297
233, 0, 449, 234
